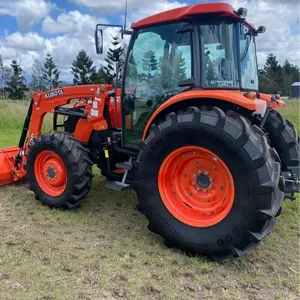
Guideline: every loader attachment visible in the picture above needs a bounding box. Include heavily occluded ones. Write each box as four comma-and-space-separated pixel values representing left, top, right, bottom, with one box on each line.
0, 146, 26, 187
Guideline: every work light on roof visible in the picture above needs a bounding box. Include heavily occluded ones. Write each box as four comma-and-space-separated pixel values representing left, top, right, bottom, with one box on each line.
237, 7, 248, 18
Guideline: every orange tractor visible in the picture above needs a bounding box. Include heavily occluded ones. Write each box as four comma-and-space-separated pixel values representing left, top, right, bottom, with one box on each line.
0, 2, 299, 260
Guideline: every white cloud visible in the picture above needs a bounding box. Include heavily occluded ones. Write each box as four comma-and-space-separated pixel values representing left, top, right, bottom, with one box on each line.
0, 10, 121, 81
228, 0, 300, 66
69, 0, 142, 13
42, 10, 107, 34
4, 32, 46, 51
0, 0, 55, 33
0, 0, 299, 82
69, 0, 186, 17
127, 0, 186, 27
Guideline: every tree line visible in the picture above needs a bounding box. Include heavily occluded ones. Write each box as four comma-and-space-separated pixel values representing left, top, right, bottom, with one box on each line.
0, 36, 124, 100
0, 37, 298, 100
258, 54, 299, 96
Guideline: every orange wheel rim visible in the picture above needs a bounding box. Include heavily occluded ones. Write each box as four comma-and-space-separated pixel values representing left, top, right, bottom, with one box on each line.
158, 146, 235, 227
34, 150, 67, 197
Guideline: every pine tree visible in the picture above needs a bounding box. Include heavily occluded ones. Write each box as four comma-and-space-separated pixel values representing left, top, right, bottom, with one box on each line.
0, 55, 4, 98
71, 50, 96, 85
141, 50, 158, 79
43, 53, 60, 89
263, 54, 280, 77
281, 60, 300, 96
126, 55, 138, 86
103, 36, 124, 84
6, 60, 28, 99
30, 59, 46, 91
173, 56, 187, 83
258, 55, 300, 95
259, 54, 282, 94
0, 55, 3, 88
91, 65, 107, 84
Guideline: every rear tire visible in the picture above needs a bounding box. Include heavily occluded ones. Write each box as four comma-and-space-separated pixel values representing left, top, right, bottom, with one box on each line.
134, 107, 284, 260
27, 132, 93, 209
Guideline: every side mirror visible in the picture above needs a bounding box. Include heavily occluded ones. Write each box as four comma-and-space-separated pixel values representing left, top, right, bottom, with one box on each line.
255, 26, 267, 34
95, 28, 103, 54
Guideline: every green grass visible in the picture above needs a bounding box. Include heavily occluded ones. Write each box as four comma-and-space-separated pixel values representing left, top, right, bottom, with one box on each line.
0, 99, 299, 300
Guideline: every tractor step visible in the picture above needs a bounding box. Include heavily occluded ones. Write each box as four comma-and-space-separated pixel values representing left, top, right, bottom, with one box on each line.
106, 181, 131, 192
106, 157, 133, 192
115, 161, 132, 170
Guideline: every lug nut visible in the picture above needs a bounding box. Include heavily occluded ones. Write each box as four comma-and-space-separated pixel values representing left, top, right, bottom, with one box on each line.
209, 178, 213, 182
209, 184, 212, 188
198, 170, 202, 174
192, 174, 196, 178
203, 189, 207, 193
204, 171, 209, 175
196, 187, 200, 191
192, 181, 196, 185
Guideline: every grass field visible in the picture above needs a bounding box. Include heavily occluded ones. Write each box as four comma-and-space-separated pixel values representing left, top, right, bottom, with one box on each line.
0, 99, 299, 300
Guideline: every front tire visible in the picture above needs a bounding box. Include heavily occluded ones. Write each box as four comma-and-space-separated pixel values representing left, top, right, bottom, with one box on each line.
27, 132, 93, 209
134, 107, 284, 260
264, 109, 299, 170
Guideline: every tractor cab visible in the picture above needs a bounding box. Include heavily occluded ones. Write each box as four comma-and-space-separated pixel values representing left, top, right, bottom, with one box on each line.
95, 2, 266, 148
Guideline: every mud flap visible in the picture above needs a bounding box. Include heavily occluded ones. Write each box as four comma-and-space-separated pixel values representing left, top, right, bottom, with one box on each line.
0, 146, 20, 187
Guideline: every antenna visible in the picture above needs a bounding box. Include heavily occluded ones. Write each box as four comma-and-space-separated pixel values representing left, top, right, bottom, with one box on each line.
124, 0, 128, 31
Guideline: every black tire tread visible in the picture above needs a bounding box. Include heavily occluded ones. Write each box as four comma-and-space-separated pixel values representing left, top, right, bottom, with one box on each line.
134, 106, 284, 260
27, 131, 93, 209
264, 109, 299, 169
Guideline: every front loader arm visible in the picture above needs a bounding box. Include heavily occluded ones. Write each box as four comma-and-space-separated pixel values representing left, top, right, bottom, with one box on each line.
29, 85, 111, 143
0, 84, 113, 187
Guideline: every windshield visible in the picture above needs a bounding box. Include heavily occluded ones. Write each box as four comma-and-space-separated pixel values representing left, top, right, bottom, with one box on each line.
239, 24, 258, 90
200, 21, 239, 88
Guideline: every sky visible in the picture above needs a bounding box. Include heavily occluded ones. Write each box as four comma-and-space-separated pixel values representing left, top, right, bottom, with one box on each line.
0, 0, 299, 81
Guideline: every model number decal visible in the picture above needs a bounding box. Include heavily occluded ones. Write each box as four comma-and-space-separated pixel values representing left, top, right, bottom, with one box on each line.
45, 89, 64, 99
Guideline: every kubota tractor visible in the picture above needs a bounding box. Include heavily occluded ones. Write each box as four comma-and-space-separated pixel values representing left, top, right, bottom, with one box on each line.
0, 2, 299, 260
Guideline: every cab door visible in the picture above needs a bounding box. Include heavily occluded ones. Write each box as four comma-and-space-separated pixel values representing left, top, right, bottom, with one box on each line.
122, 22, 193, 149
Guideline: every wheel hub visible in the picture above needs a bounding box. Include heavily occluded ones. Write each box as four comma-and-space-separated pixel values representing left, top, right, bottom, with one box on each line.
47, 167, 56, 179
158, 146, 235, 227
197, 174, 210, 188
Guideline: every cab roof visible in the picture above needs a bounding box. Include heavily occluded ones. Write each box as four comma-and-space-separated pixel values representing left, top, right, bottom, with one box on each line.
131, 2, 254, 30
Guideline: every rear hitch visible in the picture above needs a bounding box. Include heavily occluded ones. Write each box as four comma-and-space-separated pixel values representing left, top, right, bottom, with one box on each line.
283, 166, 300, 201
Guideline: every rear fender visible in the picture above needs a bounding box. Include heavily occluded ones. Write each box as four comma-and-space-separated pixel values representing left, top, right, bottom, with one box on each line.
142, 90, 266, 140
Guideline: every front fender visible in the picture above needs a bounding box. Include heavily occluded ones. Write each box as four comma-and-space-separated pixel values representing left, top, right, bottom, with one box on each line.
142, 90, 266, 140
259, 93, 287, 108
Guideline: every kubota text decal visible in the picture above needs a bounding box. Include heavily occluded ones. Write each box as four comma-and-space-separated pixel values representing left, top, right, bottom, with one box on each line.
45, 89, 64, 99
